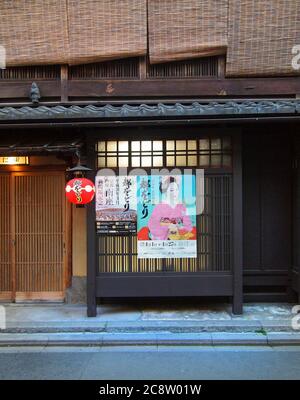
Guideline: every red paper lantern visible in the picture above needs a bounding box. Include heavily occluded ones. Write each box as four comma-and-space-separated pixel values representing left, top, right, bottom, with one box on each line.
65, 178, 95, 205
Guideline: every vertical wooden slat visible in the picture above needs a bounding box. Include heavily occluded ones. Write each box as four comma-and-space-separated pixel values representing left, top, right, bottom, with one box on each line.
0, 174, 12, 298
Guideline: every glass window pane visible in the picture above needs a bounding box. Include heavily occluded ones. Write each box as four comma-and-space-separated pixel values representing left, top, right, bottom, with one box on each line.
176, 140, 186, 150
119, 157, 129, 167
211, 138, 221, 150
132, 141, 140, 151
211, 155, 222, 166
141, 141, 152, 151
188, 155, 197, 166
107, 141, 117, 152
167, 141, 174, 150
141, 156, 152, 167
199, 139, 210, 150
223, 155, 232, 167
153, 156, 163, 167
153, 141, 163, 151
167, 156, 175, 166
176, 155, 186, 166
132, 156, 140, 167
118, 141, 128, 151
223, 137, 231, 150
200, 155, 210, 166
107, 157, 117, 167
188, 140, 197, 150
97, 141, 106, 152
98, 156, 106, 167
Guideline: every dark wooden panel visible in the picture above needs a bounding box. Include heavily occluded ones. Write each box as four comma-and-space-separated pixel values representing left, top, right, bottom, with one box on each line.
244, 274, 288, 286
243, 134, 261, 269
0, 81, 61, 99
243, 131, 292, 273
260, 135, 291, 269
96, 274, 233, 297
291, 269, 299, 293
67, 77, 300, 98
0, 77, 300, 101
293, 134, 300, 296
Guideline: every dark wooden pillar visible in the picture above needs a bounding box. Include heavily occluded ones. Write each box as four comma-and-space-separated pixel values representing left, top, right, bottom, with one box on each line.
86, 137, 97, 317
293, 134, 300, 303
232, 131, 243, 314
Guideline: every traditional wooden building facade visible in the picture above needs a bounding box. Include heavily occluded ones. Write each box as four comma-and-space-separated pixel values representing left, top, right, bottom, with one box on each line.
0, 1, 299, 316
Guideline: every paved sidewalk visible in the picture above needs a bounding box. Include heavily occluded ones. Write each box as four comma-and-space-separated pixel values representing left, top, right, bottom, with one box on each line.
0, 303, 299, 346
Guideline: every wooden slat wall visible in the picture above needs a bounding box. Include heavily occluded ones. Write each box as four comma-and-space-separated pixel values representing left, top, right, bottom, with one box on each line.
0, 175, 12, 293
14, 174, 65, 293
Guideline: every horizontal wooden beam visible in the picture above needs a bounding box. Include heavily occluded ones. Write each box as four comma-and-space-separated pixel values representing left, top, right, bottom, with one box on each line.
96, 274, 233, 297
0, 77, 300, 101
0, 81, 61, 99
67, 78, 300, 98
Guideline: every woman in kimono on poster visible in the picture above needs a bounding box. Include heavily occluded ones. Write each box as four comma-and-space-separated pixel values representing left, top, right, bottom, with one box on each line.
148, 176, 195, 241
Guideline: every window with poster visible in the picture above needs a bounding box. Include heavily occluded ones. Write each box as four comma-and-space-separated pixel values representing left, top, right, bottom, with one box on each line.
95, 138, 232, 273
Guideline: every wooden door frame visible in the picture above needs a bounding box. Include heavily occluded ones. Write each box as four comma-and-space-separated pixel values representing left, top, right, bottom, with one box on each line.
0, 168, 71, 302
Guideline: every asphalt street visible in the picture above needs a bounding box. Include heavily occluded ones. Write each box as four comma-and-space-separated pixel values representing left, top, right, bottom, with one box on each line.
0, 345, 299, 380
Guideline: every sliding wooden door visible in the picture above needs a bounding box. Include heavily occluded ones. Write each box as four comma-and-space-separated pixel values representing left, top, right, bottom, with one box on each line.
0, 171, 69, 301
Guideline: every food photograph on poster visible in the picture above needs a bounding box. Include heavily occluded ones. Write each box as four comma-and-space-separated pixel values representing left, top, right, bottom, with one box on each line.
95, 175, 137, 234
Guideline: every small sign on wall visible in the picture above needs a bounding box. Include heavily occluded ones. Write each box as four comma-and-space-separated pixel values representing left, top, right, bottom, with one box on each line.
0, 156, 29, 165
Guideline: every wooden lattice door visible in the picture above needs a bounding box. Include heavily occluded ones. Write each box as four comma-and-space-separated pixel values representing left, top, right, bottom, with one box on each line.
0, 172, 68, 301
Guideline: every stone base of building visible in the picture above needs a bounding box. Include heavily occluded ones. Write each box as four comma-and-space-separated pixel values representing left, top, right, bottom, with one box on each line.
65, 276, 87, 304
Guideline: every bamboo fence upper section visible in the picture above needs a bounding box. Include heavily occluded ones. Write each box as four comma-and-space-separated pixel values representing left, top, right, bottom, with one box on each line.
0, 0, 299, 77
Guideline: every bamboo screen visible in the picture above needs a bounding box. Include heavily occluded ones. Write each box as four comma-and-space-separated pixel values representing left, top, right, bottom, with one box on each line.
226, 0, 300, 77
148, 0, 228, 64
0, 0, 69, 67
0, 0, 147, 66
67, 0, 147, 64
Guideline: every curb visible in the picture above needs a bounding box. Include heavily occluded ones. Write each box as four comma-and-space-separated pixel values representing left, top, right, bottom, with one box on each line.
0, 332, 300, 347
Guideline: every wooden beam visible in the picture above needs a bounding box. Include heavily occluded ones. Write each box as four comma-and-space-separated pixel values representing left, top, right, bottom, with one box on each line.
0, 81, 61, 99
67, 77, 300, 98
0, 77, 300, 100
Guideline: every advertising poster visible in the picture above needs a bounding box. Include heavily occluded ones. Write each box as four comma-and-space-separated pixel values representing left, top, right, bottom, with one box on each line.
137, 175, 197, 259
95, 175, 137, 233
